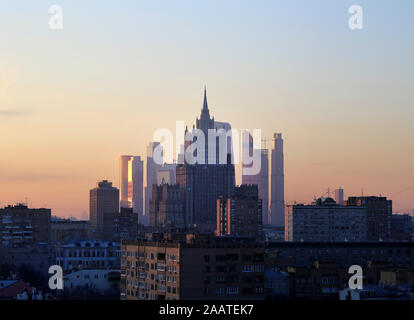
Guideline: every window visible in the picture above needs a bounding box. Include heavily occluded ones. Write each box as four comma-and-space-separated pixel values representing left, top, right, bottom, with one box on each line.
226, 287, 239, 295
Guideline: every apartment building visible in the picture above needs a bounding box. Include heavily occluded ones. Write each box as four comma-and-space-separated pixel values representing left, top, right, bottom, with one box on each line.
0, 204, 51, 247
121, 234, 265, 300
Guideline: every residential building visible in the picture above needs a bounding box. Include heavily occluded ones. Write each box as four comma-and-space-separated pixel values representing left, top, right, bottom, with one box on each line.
0, 204, 51, 247
285, 198, 366, 242
55, 240, 120, 272
345, 196, 392, 241
216, 185, 263, 240
121, 234, 265, 300
50, 217, 91, 243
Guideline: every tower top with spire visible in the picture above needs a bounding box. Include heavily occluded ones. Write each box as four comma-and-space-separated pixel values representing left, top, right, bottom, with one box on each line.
202, 85, 209, 112
196, 86, 214, 132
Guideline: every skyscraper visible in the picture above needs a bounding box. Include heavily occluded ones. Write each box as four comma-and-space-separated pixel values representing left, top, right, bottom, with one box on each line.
145, 142, 163, 226
334, 188, 344, 206
89, 180, 119, 241
120, 155, 133, 209
119, 155, 144, 222
176, 88, 235, 231
270, 133, 285, 227
242, 134, 269, 225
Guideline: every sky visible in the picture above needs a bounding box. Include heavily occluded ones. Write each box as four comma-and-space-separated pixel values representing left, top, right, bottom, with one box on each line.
0, 0, 413, 218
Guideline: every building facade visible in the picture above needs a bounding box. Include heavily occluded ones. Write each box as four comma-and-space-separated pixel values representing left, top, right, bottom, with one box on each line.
120, 155, 144, 222
89, 180, 119, 241
0, 204, 51, 247
51, 217, 90, 243
216, 185, 263, 239
121, 234, 265, 300
149, 184, 185, 228
285, 198, 367, 242
345, 196, 392, 241
55, 240, 120, 272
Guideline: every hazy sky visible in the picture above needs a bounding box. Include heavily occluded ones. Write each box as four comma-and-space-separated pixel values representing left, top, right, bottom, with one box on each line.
0, 0, 413, 217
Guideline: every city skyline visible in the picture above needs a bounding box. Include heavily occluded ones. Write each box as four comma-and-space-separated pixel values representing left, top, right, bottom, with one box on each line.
1, 1, 413, 217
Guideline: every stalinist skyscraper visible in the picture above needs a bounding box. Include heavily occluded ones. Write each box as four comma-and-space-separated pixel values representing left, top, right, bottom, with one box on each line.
270, 133, 285, 226
176, 88, 235, 231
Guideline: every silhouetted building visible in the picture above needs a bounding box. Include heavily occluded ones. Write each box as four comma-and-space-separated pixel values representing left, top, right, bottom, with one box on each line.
51, 217, 91, 243
0, 204, 51, 247
89, 180, 119, 241
270, 133, 284, 226
121, 234, 265, 300
176, 89, 235, 231
391, 214, 413, 241
285, 198, 366, 241
149, 184, 184, 228
145, 142, 163, 226
267, 241, 414, 299
345, 196, 392, 241
115, 207, 138, 241
242, 134, 269, 225
216, 185, 263, 240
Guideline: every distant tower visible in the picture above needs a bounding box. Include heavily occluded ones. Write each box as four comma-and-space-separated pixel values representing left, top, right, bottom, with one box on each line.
90, 180, 119, 241
335, 188, 344, 205
120, 156, 144, 221
145, 142, 163, 226
176, 87, 235, 231
120, 155, 132, 208
270, 133, 285, 226
242, 133, 269, 225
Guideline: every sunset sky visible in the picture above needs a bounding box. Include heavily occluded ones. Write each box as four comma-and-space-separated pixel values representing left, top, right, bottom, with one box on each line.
0, 0, 413, 218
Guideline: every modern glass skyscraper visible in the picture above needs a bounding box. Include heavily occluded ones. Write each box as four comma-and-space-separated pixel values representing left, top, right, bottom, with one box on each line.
120, 155, 144, 222
270, 133, 285, 226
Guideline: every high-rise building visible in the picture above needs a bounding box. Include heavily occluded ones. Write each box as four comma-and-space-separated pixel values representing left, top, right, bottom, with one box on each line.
121, 233, 265, 300
216, 185, 263, 239
149, 184, 185, 228
120, 155, 133, 209
285, 198, 366, 242
0, 204, 51, 247
334, 188, 344, 206
120, 155, 144, 222
145, 142, 163, 226
89, 180, 119, 241
270, 133, 285, 226
176, 88, 235, 231
242, 136, 269, 225
345, 196, 392, 241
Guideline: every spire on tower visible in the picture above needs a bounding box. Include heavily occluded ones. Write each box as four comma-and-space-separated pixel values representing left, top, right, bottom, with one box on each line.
203, 85, 209, 111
